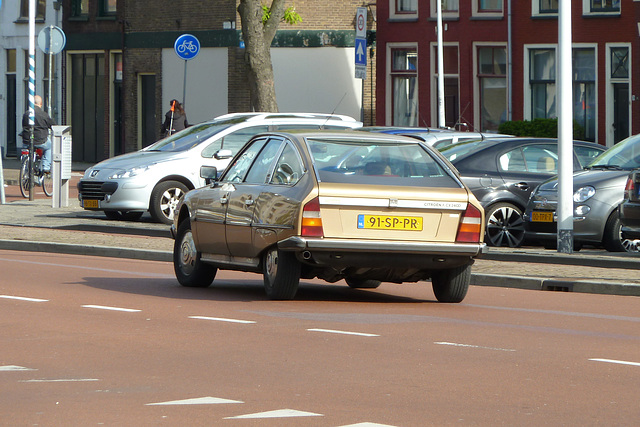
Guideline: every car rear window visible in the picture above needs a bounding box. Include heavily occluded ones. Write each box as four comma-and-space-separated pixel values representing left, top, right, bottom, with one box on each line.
306, 138, 460, 188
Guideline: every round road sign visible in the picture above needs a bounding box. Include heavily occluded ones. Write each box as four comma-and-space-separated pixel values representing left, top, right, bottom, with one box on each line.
37, 26, 66, 55
174, 34, 200, 60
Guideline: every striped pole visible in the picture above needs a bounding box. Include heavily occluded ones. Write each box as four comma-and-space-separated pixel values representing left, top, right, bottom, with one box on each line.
28, 0, 35, 200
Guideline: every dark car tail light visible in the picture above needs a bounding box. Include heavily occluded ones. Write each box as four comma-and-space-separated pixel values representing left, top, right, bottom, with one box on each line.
301, 197, 324, 237
456, 204, 483, 243
624, 176, 635, 200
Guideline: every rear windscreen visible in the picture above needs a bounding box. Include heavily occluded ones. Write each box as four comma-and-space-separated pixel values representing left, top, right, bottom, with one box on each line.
307, 138, 460, 188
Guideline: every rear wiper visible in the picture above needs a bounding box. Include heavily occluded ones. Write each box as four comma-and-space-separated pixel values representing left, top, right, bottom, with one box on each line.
585, 164, 623, 170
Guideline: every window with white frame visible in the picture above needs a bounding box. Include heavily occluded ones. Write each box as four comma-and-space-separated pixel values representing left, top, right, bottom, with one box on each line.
19, 0, 45, 20
532, 0, 558, 16
431, 0, 459, 18
585, 0, 620, 14
478, 46, 507, 132
473, 0, 503, 17
391, 0, 418, 19
530, 48, 556, 119
390, 48, 418, 126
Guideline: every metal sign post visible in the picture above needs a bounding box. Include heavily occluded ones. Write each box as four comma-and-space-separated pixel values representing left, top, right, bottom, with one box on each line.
38, 25, 66, 117
174, 34, 200, 108
355, 7, 367, 123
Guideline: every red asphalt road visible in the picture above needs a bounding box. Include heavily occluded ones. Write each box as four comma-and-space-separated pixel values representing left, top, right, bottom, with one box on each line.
0, 250, 639, 426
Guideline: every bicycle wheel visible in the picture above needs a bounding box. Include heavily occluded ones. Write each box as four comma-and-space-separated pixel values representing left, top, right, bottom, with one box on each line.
18, 158, 30, 198
42, 171, 53, 197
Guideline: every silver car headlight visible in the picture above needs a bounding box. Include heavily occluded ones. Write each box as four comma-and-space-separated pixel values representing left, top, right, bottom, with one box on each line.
573, 186, 595, 203
109, 165, 151, 179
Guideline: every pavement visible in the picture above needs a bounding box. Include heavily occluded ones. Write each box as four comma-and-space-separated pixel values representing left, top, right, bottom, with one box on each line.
2, 156, 640, 297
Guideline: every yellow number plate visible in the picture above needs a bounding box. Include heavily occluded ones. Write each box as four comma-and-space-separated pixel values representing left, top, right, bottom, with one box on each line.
531, 211, 554, 222
357, 214, 423, 231
82, 199, 99, 209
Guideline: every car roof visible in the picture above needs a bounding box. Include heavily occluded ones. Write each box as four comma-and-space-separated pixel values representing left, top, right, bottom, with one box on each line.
214, 112, 362, 124
252, 129, 427, 144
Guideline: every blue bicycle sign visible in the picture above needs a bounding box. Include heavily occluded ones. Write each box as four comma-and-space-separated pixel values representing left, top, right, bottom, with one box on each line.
174, 34, 200, 60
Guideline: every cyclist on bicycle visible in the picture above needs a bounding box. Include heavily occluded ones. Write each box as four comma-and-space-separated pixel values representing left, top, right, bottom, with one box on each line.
21, 95, 54, 173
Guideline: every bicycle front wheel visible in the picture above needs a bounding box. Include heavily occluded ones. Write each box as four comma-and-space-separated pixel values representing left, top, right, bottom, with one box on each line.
42, 172, 53, 197
18, 158, 30, 198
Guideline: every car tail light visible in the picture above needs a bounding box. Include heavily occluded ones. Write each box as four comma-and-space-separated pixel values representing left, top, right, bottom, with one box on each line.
456, 204, 482, 243
301, 197, 324, 237
624, 176, 635, 200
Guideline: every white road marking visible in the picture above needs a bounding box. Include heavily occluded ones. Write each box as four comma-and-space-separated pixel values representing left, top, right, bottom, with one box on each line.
0, 365, 36, 371
589, 358, 640, 367
308, 328, 379, 337
339, 423, 398, 427
147, 396, 243, 406
20, 378, 99, 383
82, 305, 141, 313
434, 341, 516, 352
224, 409, 323, 419
1, 257, 173, 278
0, 295, 48, 302
189, 316, 256, 324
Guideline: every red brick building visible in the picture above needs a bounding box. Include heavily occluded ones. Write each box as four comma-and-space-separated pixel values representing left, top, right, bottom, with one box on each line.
375, 0, 637, 147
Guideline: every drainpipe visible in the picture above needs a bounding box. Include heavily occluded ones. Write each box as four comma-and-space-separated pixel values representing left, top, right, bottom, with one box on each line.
507, 0, 512, 121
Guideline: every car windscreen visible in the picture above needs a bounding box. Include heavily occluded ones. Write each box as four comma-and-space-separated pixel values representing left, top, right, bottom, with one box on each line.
307, 138, 460, 188
438, 139, 496, 162
144, 122, 233, 153
585, 134, 640, 170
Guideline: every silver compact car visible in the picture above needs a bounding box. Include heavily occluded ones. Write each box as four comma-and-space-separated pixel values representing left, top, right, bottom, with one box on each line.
77, 112, 362, 224
524, 133, 640, 252
172, 130, 486, 302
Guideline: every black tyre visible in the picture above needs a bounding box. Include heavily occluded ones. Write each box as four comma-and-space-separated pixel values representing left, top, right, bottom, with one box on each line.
263, 247, 300, 300
150, 180, 189, 225
431, 264, 471, 303
41, 172, 53, 197
18, 158, 30, 198
104, 210, 144, 221
173, 220, 217, 287
602, 211, 637, 252
346, 278, 381, 289
485, 203, 525, 247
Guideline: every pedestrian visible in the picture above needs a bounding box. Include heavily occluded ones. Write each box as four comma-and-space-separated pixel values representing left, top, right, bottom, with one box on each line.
161, 99, 189, 137
21, 94, 54, 172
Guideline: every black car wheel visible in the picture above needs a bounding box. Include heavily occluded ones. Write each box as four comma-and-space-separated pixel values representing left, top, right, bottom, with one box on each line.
263, 247, 300, 300
150, 180, 189, 225
173, 219, 217, 287
604, 211, 640, 253
485, 203, 525, 247
431, 264, 471, 303
346, 278, 381, 289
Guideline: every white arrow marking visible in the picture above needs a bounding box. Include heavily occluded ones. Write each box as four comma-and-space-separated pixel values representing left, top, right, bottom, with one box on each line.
82, 305, 141, 312
434, 341, 516, 352
589, 358, 640, 367
0, 365, 36, 371
147, 396, 243, 406
0, 295, 48, 302
189, 316, 255, 324
356, 41, 365, 61
308, 328, 379, 337
225, 409, 323, 419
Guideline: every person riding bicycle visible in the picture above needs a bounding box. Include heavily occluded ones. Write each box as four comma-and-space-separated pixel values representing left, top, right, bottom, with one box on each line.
21, 95, 54, 173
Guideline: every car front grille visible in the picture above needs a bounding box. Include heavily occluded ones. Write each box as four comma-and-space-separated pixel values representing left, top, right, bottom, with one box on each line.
78, 180, 118, 199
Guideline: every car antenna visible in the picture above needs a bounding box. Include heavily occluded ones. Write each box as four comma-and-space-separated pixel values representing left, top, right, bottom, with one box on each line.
322, 92, 347, 128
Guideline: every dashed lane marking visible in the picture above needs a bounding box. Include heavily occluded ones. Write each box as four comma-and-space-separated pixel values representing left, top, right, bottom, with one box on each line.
20, 378, 99, 383
434, 341, 516, 352
147, 396, 243, 406
339, 423, 399, 427
189, 316, 256, 324
308, 328, 379, 337
589, 358, 640, 367
224, 409, 323, 419
0, 365, 36, 371
82, 305, 141, 313
0, 295, 48, 302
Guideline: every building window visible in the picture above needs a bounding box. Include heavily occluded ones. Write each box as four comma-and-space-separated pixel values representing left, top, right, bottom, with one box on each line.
478, 46, 507, 132
473, 0, 503, 18
587, 0, 620, 13
479, 0, 502, 10
99, 0, 117, 16
533, 0, 558, 16
391, 0, 417, 19
390, 48, 418, 126
433, 45, 460, 128
19, 0, 45, 20
530, 49, 556, 119
573, 48, 596, 141
431, 0, 459, 18
611, 47, 629, 79
443, 0, 459, 12
71, 0, 89, 17
7, 49, 16, 74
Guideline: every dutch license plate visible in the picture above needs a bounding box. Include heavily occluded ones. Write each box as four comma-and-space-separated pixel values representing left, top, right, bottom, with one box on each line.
531, 211, 554, 222
82, 199, 99, 209
357, 214, 423, 231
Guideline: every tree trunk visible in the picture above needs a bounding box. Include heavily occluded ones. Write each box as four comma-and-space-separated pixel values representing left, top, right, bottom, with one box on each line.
238, 0, 286, 112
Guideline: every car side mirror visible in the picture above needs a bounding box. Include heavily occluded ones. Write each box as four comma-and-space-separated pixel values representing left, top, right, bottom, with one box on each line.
200, 166, 218, 185
215, 149, 233, 160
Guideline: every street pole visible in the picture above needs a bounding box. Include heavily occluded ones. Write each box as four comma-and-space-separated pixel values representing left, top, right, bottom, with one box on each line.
436, 0, 446, 128
557, 0, 573, 253
28, 0, 36, 201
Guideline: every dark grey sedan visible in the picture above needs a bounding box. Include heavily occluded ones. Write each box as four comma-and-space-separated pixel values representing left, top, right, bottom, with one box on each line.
440, 138, 605, 247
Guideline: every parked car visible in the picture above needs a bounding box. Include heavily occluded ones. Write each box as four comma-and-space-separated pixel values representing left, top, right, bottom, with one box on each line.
172, 130, 486, 302
77, 112, 362, 224
439, 137, 606, 247
361, 126, 510, 149
524, 133, 640, 252
619, 170, 640, 250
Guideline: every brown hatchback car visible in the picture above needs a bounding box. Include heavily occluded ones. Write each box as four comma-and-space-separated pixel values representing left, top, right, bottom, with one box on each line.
171, 130, 486, 302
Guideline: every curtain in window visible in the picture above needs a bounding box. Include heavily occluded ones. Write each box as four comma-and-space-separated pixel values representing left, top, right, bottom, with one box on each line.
479, 0, 502, 10
393, 76, 418, 126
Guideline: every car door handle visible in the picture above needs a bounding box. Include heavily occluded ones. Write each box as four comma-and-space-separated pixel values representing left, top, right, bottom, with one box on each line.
514, 182, 529, 191
244, 198, 254, 206
220, 195, 229, 204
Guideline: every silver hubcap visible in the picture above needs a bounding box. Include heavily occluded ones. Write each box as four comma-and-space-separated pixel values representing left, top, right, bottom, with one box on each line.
161, 188, 184, 221
265, 248, 278, 284
486, 206, 525, 247
179, 230, 197, 275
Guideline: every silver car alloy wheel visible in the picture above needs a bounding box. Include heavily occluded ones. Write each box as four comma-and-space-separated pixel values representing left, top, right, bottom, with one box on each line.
179, 229, 197, 276
486, 204, 525, 247
160, 187, 185, 221
265, 247, 278, 284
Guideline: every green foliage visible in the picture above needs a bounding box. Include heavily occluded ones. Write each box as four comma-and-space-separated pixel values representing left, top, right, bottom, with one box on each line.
498, 118, 585, 140
262, 5, 302, 25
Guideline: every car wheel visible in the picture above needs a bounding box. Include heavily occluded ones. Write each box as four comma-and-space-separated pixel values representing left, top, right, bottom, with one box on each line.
104, 210, 144, 221
173, 219, 217, 287
485, 203, 525, 248
431, 264, 471, 303
346, 278, 381, 289
150, 180, 189, 225
603, 212, 626, 252
263, 247, 300, 300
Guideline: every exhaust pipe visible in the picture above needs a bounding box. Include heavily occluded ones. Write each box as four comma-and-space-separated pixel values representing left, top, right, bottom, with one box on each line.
302, 251, 312, 260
